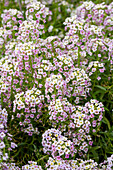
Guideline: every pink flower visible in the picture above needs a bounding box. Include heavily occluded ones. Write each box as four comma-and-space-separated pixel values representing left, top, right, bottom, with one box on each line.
93, 129, 96, 133
92, 68, 96, 72
97, 76, 101, 80
89, 141, 93, 146
99, 69, 104, 73
30, 114, 34, 118
65, 154, 69, 158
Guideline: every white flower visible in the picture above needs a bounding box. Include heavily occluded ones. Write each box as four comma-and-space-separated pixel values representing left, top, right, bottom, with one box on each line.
35, 98, 40, 104
65, 140, 71, 147
48, 25, 53, 32
0, 132, 5, 138
17, 100, 23, 106
36, 90, 41, 95
57, 145, 62, 151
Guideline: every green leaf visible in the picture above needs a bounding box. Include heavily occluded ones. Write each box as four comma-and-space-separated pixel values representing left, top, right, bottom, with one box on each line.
103, 117, 111, 130
92, 146, 101, 150
95, 85, 106, 91
89, 146, 101, 153
18, 142, 28, 146
104, 107, 109, 111
92, 150, 99, 162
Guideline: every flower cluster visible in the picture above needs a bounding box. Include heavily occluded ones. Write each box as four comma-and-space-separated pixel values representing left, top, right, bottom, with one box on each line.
1, 155, 113, 169
47, 98, 105, 157
99, 154, 113, 170
0, 9, 23, 43
87, 61, 105, 79
45, 67, 91, 104
42, 128, 61, 153
42, 128, 74, 159
0, 27, 10, 47
1, 9, 23, 30
25, 1, 52, 35
0, 107, 8, 162
63, 1, 113, 69
48, 98, 72, 126
46, 157, 99, 170
45, 74, 65, 101
15, 41, 35, 58
74, 1, 113, 35
22, 161, 42, 170
18, 20, 41, 41
84, 99, 104, 133
0, 107, 17, 165
65, 68, 91, 100
13, 87, 44, 135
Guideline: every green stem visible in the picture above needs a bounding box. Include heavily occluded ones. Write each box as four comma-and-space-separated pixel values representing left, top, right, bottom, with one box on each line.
1, 93, 3, 108
18, 0, 22, 12
37, 155, 49, 162
92, 70, 98, 94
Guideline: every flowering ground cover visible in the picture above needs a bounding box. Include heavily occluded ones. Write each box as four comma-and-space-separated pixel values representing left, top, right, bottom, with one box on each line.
0, 0, 113, 169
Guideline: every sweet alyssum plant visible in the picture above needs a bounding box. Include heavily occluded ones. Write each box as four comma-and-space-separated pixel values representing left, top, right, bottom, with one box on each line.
0, 0, 113, 169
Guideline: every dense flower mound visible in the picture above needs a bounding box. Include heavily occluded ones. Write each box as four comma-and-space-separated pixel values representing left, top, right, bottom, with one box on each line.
0, 0, 113, 169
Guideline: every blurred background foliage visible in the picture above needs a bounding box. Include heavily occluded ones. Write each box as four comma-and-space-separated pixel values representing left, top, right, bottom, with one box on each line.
0, 0, 113, 27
